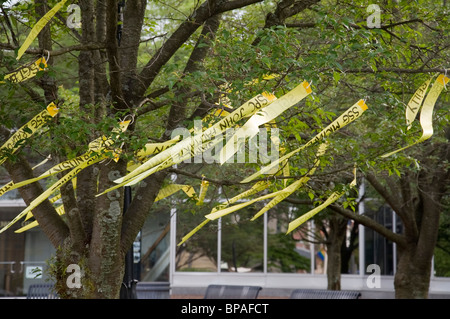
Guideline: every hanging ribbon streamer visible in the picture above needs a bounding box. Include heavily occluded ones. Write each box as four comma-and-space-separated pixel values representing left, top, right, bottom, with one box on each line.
250, 141, 328, 221
0, 155, 51, 197
286, 165, 357, 234
16, 182, 196, 233
405, 77, 432, 130
219, 81, 312, 164
16, 0, 68, 61
196, 178, 210, 206
154, 184, 197, 202
382, 74, 449, 158
96, 92, 277, 197
0, 153, 96, 198
211, 181, 271, 214
0, 153, 103, 234
178, 219, 211, 246
205, 142, 328, 222
0, 120, 131, 234
15, 204, 65, 234
178, 143, 328, 245
1, 57, 47, 84
134, 108, 231, 160
177, 180, 271, 246
0, 103, 59, 165
240, 99, 368, 184
0, 120, 131, 198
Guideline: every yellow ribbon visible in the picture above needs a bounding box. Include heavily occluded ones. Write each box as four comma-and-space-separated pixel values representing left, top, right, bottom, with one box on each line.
97, 92, 277, 197
0, 121, 131, 234
286, 165, 357, 234
382, 74, 449, 158
219, 81, 312, 164
0, 103, 59, 165
2, 57, 47, 84
16, 0, 68, 61
196, 179, 210, 206
241, 99, 368, 183
205, 142, 328, 222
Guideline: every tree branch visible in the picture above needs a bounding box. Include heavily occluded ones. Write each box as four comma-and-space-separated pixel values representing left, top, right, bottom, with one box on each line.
329, 204, 407, 247
105, 0, 125, 109
0, 42, 106, 57
4, 154, 69, 247
136, 0, 264, 97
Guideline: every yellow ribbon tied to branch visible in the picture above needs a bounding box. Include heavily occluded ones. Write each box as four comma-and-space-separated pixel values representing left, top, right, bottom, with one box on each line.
16, 0, 68, 61
177, 180, 271, 246
286, 165, 357, 234
241, 99, 368, 183
0, 102, 59, 166
97, 92, 277, 196
219, 81, 312, 164
382, 73, 449, 158
0, 120, 131, 234
1, 57, 47, 84
206, 142, 328, 222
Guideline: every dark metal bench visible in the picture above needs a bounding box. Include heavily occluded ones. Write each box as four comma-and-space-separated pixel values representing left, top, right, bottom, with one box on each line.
136, 282, 170, 299
290, 289, 361, 299
27, 283, 59, 299
204, 284, 262, 299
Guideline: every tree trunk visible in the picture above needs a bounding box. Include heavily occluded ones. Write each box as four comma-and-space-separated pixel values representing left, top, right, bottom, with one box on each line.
325, 215, 347, 290
393, 171, 443, 298
394, 244, 433, 299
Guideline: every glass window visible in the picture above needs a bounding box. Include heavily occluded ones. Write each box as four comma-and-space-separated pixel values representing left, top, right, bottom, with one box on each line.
175, 201, 218, 272
220, 207, 263, 273
267, 203, 311, 274
140, 203, 171, 281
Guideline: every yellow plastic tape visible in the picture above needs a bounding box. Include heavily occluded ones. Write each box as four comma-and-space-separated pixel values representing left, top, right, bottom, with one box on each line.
241, 99, 368, 184
0, 103, 59, 165
97, 92, 277, 196
154, 184, 197, 202
0, 155, 50, 197
15, 204, 65, 233
135, 108, 232, 159
405, 77, 432, 130
16, 0, 68, 61
210, 181, 271, 214
206, 142, 327, 222
178, 219, 210, 246
286, 166, 357, 234
3, 57, 47, 83
0, 120, 131, 234
0, 121, 129, 197
382, 74, 449, 158
219, 81, 312, 164
0, 152, 104, 234
0, 152, 95, 198
196, 179, 210, 206
250, 141, 328, 221
135, 139, 180, 158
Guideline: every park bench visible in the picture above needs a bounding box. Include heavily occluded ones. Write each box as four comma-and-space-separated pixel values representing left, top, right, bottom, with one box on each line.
27, 283, 59, 299
135, 281, 170, 299
290, 289, 361, 299
204, 284, 262, 299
